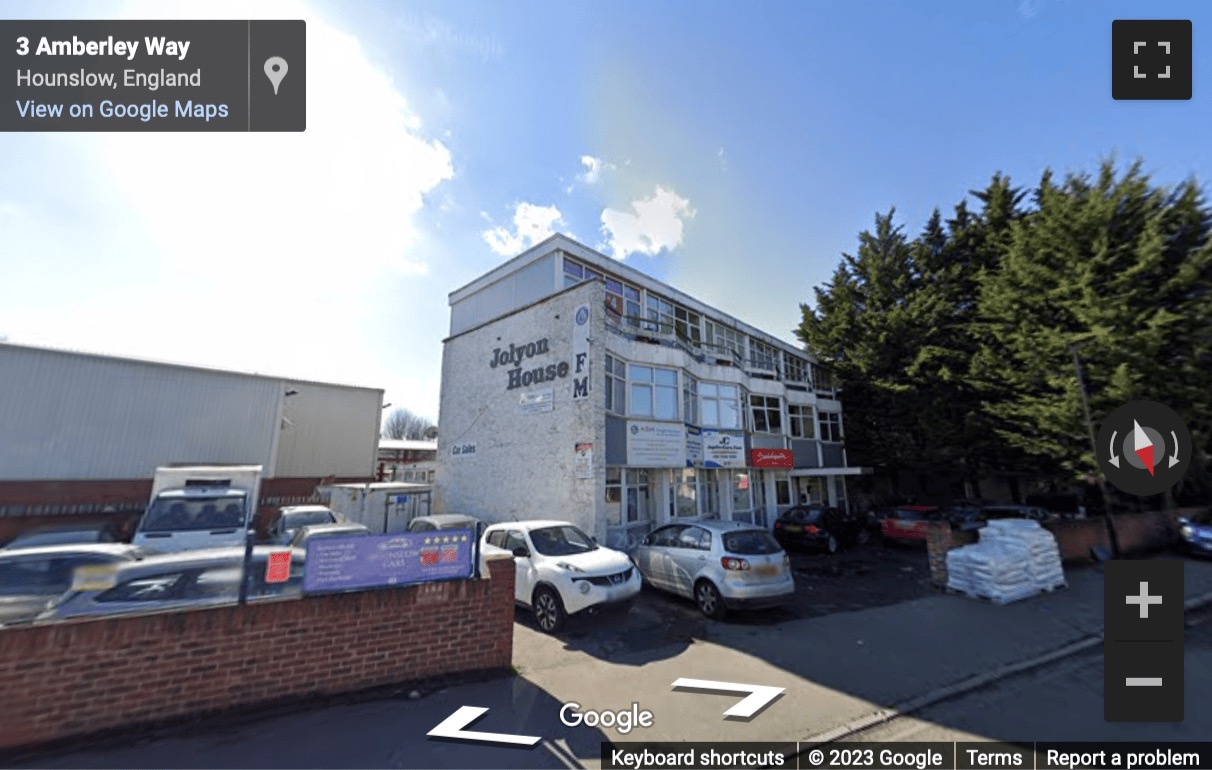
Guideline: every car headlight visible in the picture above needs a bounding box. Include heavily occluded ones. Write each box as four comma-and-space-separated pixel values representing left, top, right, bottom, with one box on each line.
556, 562, 585, 572
1180, 525, 1194, 540
578, 581, 592, 594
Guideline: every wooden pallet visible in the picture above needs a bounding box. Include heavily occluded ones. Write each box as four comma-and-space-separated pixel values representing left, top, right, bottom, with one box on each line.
947, 581, 1066, 604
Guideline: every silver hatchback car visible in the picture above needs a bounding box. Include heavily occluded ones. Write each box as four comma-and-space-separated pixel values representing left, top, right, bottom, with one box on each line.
629, 520, 794, 619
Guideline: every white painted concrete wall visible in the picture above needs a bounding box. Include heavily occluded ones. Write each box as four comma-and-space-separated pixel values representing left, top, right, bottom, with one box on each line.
435, 281, 607, 540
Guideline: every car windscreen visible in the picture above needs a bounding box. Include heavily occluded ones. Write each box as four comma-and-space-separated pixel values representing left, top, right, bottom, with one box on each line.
140, 496, 247, 532
723, 530, 783, 555
282, 511, 335, 529
528, 526, 596, 556
892, 508, 930, 520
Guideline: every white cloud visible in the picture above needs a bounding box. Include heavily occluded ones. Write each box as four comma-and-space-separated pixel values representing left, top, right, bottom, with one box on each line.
482, 202, 565, 256
580, 155, 617, 185
600, 185, 695, 259
0, 1, 456, 419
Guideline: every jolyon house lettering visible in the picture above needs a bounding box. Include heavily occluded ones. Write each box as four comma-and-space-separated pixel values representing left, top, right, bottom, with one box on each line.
490, 337, 587, 393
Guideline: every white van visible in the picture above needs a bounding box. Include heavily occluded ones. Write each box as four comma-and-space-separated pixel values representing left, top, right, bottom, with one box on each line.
133, 466, 262, 553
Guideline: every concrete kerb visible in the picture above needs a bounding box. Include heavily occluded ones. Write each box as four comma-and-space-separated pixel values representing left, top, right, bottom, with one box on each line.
800, 590, 1212, 747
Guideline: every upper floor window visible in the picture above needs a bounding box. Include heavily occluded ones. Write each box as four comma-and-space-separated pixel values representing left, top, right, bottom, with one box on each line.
788, 403, 816, 439
674, 306, 702, 346
682, 376, 698, 425
563, 258, 602, 288
605, 278, 642, 327
819, 411, 844, 443
750, 395, 783, 434
749, 340, 778, 372
784, 356, 812, 386
605, 354, 626, 414
629, 365, 679, 420
700, 383, 741, 429
816, 367, 836, 392
645, 294, 674, 335
704, 320, 745, 361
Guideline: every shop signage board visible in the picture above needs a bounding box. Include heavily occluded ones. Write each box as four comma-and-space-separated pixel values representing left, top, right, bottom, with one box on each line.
749, 448, 794, 468
575, 442, 593, 479
685, 425, 702, 468
702, 429, 745, 468
627, 421, 687, 467
302, 531, 475, 593
517, 388, 554, 414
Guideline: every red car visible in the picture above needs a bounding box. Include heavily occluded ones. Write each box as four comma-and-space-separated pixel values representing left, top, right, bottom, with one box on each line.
880, 506, 941, 545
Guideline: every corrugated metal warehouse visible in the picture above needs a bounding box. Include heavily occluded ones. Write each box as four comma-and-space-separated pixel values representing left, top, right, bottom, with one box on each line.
0, 342, 384, 523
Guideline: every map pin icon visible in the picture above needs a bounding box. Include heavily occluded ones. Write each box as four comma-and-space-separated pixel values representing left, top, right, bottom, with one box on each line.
264, 56, 288, 95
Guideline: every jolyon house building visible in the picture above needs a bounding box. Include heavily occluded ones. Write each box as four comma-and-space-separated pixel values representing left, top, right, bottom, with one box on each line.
435, 234, 865, 549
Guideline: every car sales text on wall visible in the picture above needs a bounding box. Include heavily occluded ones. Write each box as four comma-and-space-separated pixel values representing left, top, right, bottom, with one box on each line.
490, 337, 587, 394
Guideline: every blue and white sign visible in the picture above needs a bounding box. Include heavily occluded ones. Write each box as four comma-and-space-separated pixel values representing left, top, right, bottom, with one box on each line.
703, 429, 745, 468
302, 530, 475, 593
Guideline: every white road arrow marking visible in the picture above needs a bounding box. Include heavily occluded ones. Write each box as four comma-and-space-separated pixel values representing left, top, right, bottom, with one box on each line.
1169, 430, 1181, 468
671, 678, 785, 720
1109, 430, 1120, 468
427, 706, 541, 746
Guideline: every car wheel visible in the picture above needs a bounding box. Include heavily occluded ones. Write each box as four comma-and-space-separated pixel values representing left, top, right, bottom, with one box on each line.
856, 528, 871, 546
826, 534, 839, 554
695, 580, 726, 620
532, 586, 567, 634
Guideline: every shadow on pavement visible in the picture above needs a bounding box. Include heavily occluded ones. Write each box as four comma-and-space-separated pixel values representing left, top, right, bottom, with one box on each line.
7, 676, 609, 770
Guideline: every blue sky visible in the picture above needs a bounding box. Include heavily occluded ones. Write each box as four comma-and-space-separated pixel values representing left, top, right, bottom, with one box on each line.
2, 0, 1210, 424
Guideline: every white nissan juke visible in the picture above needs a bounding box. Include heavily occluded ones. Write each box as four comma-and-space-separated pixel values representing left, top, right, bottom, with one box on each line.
481, 520, 640, 633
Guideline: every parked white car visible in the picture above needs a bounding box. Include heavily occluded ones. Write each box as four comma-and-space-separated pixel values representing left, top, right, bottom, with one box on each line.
481, 520, 640, 633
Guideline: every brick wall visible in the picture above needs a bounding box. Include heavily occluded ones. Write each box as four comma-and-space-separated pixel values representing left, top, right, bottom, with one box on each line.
0, 556, 516, 753
1042, 510, 1181, 562
925, 522, 978, 588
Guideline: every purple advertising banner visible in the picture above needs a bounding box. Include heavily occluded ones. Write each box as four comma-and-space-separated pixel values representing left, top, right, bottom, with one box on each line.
302, 529, 476, 593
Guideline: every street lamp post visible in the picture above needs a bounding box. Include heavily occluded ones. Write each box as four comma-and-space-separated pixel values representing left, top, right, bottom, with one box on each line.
1071, 344, 1121, 557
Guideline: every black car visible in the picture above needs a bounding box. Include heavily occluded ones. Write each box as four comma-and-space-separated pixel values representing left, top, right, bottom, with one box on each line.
773, 505, 871, 553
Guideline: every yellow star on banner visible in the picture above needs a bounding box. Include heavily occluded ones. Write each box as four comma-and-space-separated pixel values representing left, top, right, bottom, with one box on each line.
424, 537, 432, 545
461, 535, 468, 542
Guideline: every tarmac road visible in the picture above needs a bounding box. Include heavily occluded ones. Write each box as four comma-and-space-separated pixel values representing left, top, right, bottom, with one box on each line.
832, 606, 1212, 744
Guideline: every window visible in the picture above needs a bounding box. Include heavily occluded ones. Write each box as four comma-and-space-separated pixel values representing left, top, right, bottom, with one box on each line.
673, 306, 702, 345
700, 469, 720, 518
700, 383, 741, 428
645, 294, 674, 335
682, 376, 698, 425
623, 286, 641, 327
704, 320, 745, 360
672, 469, 697, 517
605, 468, 622, 526
563, 259, 583, 288
629, 365, 678, 420
784, 356, 812, 386
626, 469, 653, 524
750, 395, 783, 433
817, 368, 836, 392
678, 527, 711, 550
605, 354, 626, 414
788, 404, 816, 439
820, 411, 844, 442
502, 531, 528, 553
773, 471, 792, 506
650, 525, 686, 547
749, 339, 778, 372
732, 472, 753, 512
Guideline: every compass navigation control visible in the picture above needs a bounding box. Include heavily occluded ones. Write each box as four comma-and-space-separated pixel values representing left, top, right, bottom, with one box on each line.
1097, 400, 1191, 497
